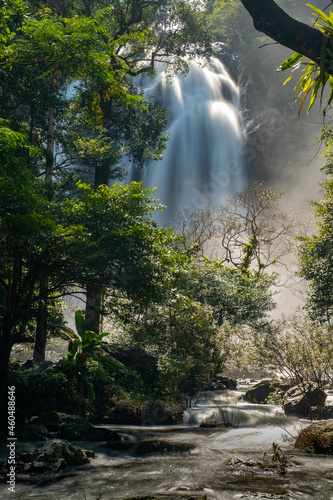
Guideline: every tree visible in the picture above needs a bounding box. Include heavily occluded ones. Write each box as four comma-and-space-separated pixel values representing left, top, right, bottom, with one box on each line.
257, 313, 333, 390
125, 293, 223, 396
0, 174, 184, 429
1, 0, 212, 352
186, 258, 276, 327
177, 182, 294, 274
0, 171, 86, 429
297, 129, 333, 322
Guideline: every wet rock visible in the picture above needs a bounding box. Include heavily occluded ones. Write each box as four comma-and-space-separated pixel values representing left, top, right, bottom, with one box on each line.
310, 404, 333, 420
215, 375, 237, 390
18, 411, 121, 441
15, 439, 94, 473
244, 379, 291, 404
201, 376, 237, 392
17, 421, 55, 441
323, 405, 333, 419
201, 381, 228, 391
283, 383, 327, 417
294, 419, 333, 453
226, 443, 289, 475
226, 457, 257, 467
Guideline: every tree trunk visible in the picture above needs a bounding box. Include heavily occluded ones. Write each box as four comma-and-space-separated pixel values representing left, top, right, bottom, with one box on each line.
33, 295, 48, 361
34, 93, 56, 359
239, 0, 329, 68
45, 105, 56, 183
94, 162, 110, 187
85, 286, 102, 334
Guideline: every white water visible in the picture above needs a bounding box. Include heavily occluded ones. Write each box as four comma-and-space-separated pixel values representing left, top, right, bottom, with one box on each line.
3, 389, 333, 500
127, 58, 246, 224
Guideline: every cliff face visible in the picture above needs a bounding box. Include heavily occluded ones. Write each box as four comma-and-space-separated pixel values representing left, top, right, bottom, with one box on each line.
213, 14, 324, 188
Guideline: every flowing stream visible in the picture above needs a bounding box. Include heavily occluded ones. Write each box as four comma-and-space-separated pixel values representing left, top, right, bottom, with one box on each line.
126, 57, 246, 225
3, 386, 333, 499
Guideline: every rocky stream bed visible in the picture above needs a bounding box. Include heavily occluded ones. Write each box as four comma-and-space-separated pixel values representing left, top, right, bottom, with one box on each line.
1, 380, 333, 500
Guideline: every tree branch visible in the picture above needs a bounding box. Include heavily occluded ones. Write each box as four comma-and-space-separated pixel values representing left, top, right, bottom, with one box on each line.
239, 0, 327, 66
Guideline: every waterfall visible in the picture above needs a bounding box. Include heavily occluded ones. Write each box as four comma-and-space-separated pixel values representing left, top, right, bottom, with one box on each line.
127, 57, 246, 225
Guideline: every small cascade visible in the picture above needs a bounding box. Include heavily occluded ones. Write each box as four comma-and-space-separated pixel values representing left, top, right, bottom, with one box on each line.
127, 57, 246, 224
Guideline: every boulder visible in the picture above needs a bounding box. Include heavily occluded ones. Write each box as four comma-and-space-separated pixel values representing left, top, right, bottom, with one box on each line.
17, 439, 94, 473
215, 376, 237, 390
244, 379, 291, 404
283, 383, 327, 417
201, 381, 228, 391
18, 411, 120, 441
294, 419, 333, 454
202, 376, 237, 392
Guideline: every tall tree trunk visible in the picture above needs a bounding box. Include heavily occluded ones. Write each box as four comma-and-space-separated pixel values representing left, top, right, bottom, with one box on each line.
85, 285, 102, 334
33, 289, 48, 361
84, 96, 114, 333
45, 106, 56, 183
84, 156, 110, 334
94, 162, 110, 187
33, 100, 56, 360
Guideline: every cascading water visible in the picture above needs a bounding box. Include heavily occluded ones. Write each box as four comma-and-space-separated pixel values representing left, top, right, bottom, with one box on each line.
127, 57, 246, 224
4, 385, 333, 499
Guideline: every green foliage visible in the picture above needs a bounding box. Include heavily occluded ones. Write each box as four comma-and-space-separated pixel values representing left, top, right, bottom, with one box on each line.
188, 259, 276, 327
298, 133, 333, 321
279, 4, 333, 115
255, 314, 333, 387
65, 310, 124, 368
129, 294, 223, 396
12, 367, 88, 421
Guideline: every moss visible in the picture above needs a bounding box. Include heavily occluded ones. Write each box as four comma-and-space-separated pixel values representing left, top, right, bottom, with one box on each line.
295, 421, 333, 454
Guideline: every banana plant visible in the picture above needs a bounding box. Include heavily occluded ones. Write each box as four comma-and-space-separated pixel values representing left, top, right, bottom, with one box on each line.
63, 310, 124, 369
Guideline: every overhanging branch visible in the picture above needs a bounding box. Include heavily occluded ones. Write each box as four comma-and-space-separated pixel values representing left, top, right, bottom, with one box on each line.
239, 0, 327, 67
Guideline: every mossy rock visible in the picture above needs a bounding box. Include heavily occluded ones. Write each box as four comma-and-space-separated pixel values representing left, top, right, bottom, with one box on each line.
244, 379, 291, 404
294, 419, 333, 454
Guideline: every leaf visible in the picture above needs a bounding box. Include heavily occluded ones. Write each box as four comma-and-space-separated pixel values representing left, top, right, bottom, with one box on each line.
283, 73, 293, 86
81, 330, 98, 349
298, 80, 315, 116
75, 310, 86, 338
319, 143, 332, 157
68, 338, 80, 359
94, 346, 125, 368
278, 52, 303, 72
307, 4, 331, 25
96, 331, 110, 342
